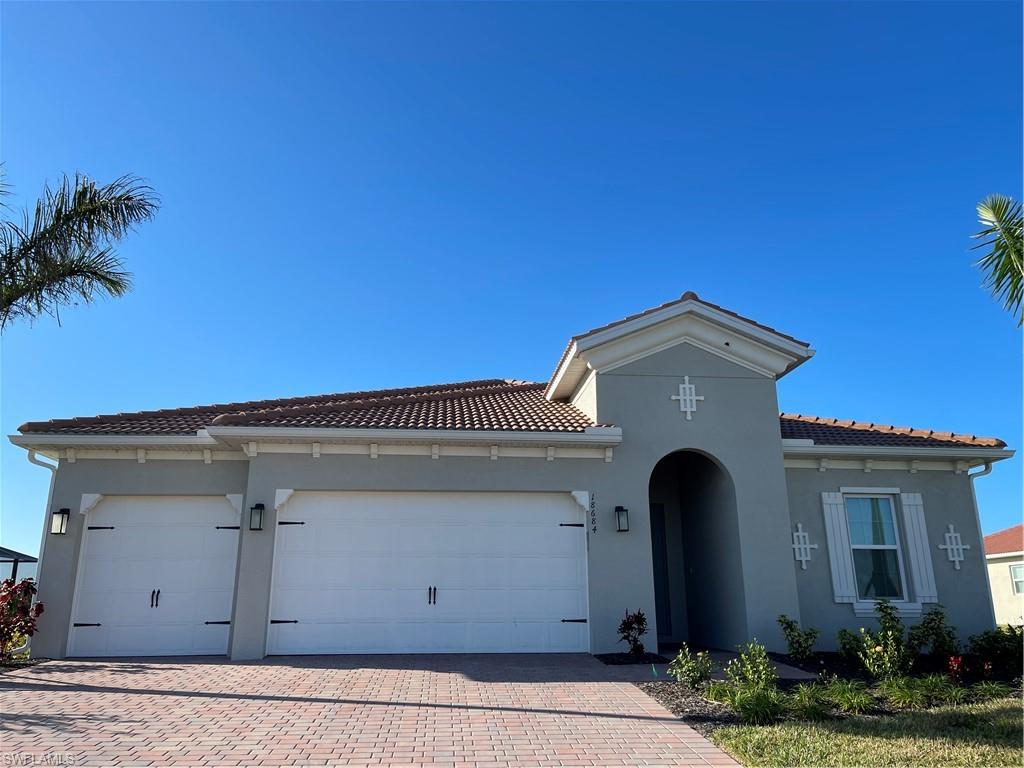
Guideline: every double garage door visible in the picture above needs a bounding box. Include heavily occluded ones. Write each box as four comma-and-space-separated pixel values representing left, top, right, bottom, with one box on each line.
69, 492, 588, 657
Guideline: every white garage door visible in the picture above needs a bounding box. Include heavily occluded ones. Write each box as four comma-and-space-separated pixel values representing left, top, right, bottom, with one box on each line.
267, 492, 589, 654
68, 496, 240, 657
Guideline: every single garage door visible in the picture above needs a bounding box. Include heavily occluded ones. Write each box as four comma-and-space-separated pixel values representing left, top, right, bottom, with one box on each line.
267, 492, 589, 654
68, 496, 240, 657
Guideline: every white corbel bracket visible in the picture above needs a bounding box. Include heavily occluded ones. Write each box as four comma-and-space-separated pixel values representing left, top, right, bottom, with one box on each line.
570, 491, 591, 515
80, 493, 104, 515
225, 494, 243, 516
275, 489, 295, 512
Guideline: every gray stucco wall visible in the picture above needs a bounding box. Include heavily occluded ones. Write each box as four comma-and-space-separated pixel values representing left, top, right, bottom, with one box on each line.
30, 459, 248, 658
785, 468, 996, 649
594, 343, 801, 651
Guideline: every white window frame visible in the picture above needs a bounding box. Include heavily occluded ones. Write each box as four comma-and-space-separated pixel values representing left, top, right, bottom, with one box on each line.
843, 493, 910, 604
1011, 564, 1024, 595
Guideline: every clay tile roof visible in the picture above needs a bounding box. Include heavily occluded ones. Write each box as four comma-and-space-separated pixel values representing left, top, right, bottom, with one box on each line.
984, 524, 1024, 556
18, 380, 598, 435
779, 413, 1006, 449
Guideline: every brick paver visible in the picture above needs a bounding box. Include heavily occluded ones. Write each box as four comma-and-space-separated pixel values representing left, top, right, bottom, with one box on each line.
1, 654, 738, 767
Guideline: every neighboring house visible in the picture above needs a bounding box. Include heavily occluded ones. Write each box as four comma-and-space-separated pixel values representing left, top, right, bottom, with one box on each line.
0, 546, 38, 582
983, 524, 1024, 626
10, 292, 1013, 660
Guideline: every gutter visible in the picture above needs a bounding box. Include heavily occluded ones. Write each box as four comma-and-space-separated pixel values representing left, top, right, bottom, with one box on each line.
14, 451, 57, 656
968, 461, 999, 628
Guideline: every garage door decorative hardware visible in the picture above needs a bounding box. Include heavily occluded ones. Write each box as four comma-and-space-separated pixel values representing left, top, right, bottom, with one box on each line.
427, 586, 438, 604
278, 521, 305, 526
87, 525, 115, 530
150, 589, 156, 607
559, 523, 584, 527
73, 623, 101, 627
215, 525, 240, 530
561, 618, 587, 623
271, 619, 299, 624
204, 620, 231, 625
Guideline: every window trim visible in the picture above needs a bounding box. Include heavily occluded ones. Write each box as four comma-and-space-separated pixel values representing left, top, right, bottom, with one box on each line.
1011, 564, 1024, 595
843, 493, 910, 604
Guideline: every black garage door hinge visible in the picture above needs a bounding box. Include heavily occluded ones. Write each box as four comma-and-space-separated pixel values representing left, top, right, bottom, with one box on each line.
561, 618, 588, 623
270, 619, 298, 624
559, 523, 584, 527
73, 622, 101, 627
204, 620, 231, 625
87, 526, 115, 530
215, 525, 240, 530
277, 521, 305, 526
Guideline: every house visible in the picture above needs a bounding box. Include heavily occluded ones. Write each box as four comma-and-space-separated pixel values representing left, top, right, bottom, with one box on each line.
11, 292, 1013, 660
983, 524, 1023, 626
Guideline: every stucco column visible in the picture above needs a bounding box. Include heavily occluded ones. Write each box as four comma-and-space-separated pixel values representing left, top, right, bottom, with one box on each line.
229, 458, 277, 659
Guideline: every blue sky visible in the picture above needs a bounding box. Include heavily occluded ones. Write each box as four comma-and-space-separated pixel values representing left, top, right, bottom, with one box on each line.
1, 1, 1020, 556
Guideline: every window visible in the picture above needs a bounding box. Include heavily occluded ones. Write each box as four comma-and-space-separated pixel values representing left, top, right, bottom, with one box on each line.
1011, 564, 1024, 595
844, 495, 907, 600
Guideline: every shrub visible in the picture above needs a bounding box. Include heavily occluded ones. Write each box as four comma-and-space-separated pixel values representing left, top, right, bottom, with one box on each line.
777, 615, 819, 663
967, 625, 1023, 680
725, 640, 778, 690
879, 678, 927, 710
857, 599, 912, 679
732, 685, 785, 725
617, 610, 648, 657
971, 680, 1013, 701
825, 679, 874, 714
836, 628, 862, 663
786, 683, 830, 721
908, 605, 959, 664
667, 643, 713, 688
704, 680, 736, 705
0, 579, 43, 661
915, 674, 954, 704
936, 684, 969, 705
947, 654, 965, 685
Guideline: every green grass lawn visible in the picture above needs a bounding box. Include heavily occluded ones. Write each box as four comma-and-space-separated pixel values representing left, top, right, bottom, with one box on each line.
711, 697, 1023, 767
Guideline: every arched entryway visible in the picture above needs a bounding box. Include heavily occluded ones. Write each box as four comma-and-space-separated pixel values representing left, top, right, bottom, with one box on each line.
648, 450, 747, 651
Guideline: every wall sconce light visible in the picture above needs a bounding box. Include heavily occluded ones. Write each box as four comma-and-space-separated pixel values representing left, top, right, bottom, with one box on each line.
615, 506, 629, 533
50, 508, 70, 535
249, 503, 265, 531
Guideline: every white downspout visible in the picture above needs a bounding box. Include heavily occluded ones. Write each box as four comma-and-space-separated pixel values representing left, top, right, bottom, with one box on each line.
13, 450, 59, 656
968, 461, 998, 627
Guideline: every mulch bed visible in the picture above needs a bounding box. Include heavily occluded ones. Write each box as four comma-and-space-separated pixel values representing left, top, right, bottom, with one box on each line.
769, 651, 868, 681
0, 658, 48, 674
636, 681, 738, 738
595, 652, 670, 665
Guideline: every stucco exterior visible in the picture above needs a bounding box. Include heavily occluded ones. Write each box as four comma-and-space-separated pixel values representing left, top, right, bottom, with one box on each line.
16, 294, 1011, 660
986, 554, 1024, 626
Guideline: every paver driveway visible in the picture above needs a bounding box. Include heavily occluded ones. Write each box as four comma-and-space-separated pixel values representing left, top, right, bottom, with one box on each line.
1, 654, 738, 767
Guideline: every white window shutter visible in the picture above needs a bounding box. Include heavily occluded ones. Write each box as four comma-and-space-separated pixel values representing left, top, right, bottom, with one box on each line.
821, 492, 858, 603
899, 492, 938, 603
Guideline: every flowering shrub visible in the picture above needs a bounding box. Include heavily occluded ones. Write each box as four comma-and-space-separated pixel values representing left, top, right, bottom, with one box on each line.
0, 579, 44, 660
617, 609, 648, 657
856, 600, 912, 679
725, 640, 778, 689
667, 643, 713, 688
777, 615, 819, 663
946, 655, 964, 685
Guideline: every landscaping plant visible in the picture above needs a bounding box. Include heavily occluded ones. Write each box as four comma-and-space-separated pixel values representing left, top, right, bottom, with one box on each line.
836, 628, 862, 664
967, 625, 1023, 680
857, 599, 912, 679
731, 685, 785, 725
777, 615, 818, 663
879, 678, 927, 710
786, 683, 830, 721
971, 680, 1013, 701
667, 643, 713, 688
725, 640, 778, 690
824, 678, 874, 714
907, 605, 959, 667
0, 579, 43, 661
617, 609, 648, 658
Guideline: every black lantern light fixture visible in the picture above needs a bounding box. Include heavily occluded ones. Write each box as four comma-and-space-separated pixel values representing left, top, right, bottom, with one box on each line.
249, 503, 265, 531
50, 508, 70, 535
615, 505, 629, 533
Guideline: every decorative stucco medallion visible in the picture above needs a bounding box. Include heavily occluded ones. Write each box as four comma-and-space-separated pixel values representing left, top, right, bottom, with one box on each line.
938, 523, 970, 570
670, 376, 705, 421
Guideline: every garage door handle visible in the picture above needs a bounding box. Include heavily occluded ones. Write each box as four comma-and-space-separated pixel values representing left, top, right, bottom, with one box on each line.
432, 586, 437, 605
155, 589, 160, 608
150, 589, 156, 608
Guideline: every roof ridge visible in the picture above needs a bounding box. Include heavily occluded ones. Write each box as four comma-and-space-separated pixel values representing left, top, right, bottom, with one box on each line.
779, 412, 1006, 448
211, 381, 547, 427
18, 378, 540, 433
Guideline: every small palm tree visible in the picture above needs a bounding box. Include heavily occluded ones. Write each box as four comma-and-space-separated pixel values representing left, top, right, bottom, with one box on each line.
0, 170, 159, 330
972, 194, 1023, 325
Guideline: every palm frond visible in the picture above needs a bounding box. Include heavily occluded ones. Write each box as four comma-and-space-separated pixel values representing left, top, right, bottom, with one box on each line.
0, 173, 159, 329
972, 194, 1023, 325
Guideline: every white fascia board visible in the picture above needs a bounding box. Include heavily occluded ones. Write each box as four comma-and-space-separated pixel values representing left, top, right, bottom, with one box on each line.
783, 444, 1014, 462
985, 551, 1024, 560
204, 425, 623, 446
9, 433, 219, 450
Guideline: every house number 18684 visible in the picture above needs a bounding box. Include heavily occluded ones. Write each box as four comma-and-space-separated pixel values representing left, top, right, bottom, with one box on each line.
590, 496, 598, 534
